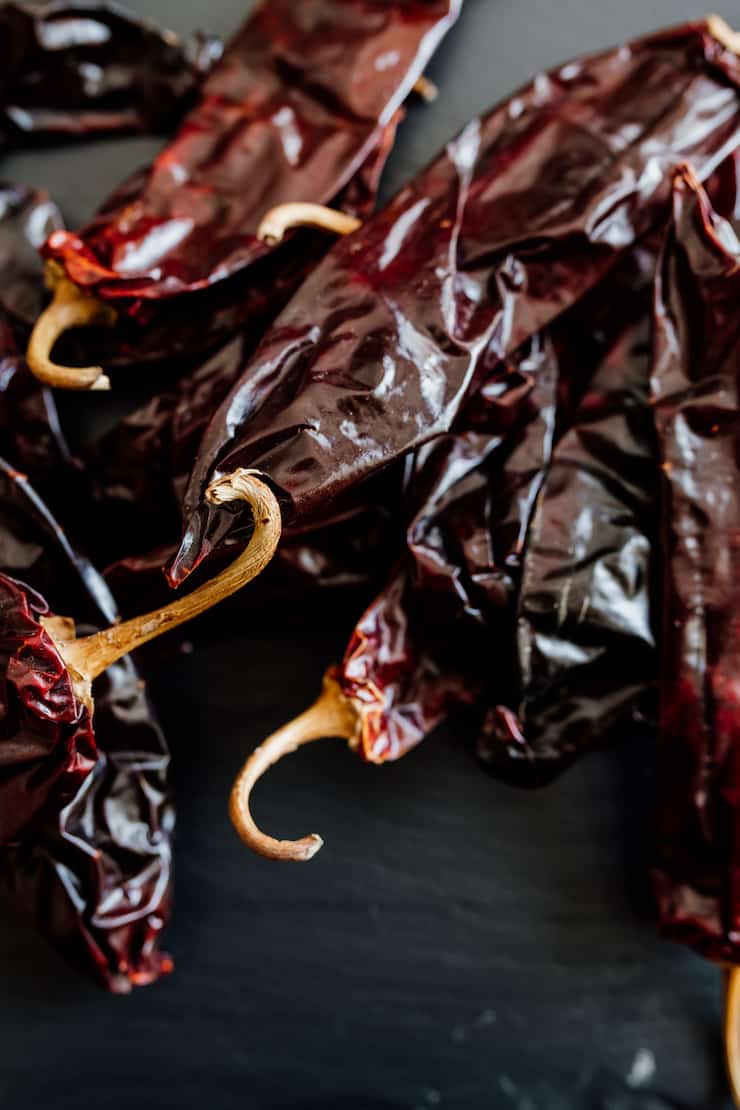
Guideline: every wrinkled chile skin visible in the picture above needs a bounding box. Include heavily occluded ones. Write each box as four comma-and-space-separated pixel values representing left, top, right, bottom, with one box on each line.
83, 116, 405, 568
173, 20, 740, 586
651, 167, 740, 964
42, 0, 461, 365
336, 242, 660, 770
0, 460, 173, 992
0, 573, 96, 844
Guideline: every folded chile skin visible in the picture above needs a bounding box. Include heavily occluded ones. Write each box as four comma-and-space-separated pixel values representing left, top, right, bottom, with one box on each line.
0, 1, 218, 147
479, 246, 658, 785
0, 460, 173, 992
0, 570, 97, 844
172, 20, 740, 586
333, 241, 659, 768
651, 167, 740, 964
83, 121, 404, 567
41, 0, 461, 364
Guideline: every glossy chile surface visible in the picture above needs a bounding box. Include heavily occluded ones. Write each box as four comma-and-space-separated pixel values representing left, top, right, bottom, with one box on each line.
171, 17, 740, 590
650, 166, 740, 966
0, 458, 172, 991
33, 0, 462, 383
0, 184, 76, 488
0, 1, 219, 148
647, 162, 740, 1108
79, 118, 407, 571
226, 241, 662, 862
0, 465, 279, 839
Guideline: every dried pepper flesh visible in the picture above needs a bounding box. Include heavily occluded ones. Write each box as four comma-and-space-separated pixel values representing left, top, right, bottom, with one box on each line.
0, 458, 173, 991
173, 19, 740, 589
35, 0, 462, 373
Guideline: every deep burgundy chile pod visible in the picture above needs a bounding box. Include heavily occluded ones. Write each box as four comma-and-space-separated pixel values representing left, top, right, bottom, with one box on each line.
0, 458, 170, 991
647, 161, 740, 1102
219, 238, 661, 863
27, 0, 463, 387
169, 17, 740, 592
0, 461, 281, 989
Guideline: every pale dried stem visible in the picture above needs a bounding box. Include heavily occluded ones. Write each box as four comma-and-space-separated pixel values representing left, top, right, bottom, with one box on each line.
257, 203, 362, 246
725, 968, 740, 1107
707, 13, 740, 54
229, 672, 359, 862
52, 470, 281, 706
412, 75, 439, 102
26, 262, 117, 390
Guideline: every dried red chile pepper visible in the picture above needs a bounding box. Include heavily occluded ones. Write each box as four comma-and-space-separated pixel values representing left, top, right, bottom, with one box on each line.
645, 162, 740, 1105
170, 17, 740, 594
0, 463, 280, 987
0, 1, 219, 148
221, 239, 663, 861
28, 0, 462, 386
0, 459, 171, 990
650, 167, 740, 960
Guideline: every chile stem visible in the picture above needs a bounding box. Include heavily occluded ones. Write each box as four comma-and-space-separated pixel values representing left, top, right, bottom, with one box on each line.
53, 470, 281, 705
707, 14, 740, 54
412, 75, 439, 102
257, 203, 362, 246
26, 262, 117, 391
725, 968, 740, 1108
229, 671, 359, 862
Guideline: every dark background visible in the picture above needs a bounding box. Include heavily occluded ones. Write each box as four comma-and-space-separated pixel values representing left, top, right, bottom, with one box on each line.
1, 2, 738, 1108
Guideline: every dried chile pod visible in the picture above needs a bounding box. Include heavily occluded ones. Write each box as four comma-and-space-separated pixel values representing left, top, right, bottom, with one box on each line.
0, 183, 87, 506
478, 251, 659, 784
0, 468, 279, 842
170, 17, 740, 590
223, 239, 662, 862
646, 165, 740, 1104
0, 1, 220, 145
28, 0, 462, 386
0, 459, 172, 990
81, 120, 405, 571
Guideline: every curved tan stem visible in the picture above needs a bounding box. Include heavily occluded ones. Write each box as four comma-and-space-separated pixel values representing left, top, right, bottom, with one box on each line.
26, 262, 117, 391
725, 968, 740, 1107
54, 470, 281, 705
707, 14, 740, 54
229, 672, 359, 862
257, 203, 362, 246
412, 75, 439, 102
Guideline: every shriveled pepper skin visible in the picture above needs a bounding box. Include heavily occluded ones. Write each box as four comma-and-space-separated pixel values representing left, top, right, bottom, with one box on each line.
83, 123, 405, 566
0, 460, 173, 992
0, 1, 218, 148
479, 249, 658, 784
41, 0, 461, 364
334, 243, 659, 767
173, 20, 740, 585
0, 571, 97, 844
651, 167, 740, 964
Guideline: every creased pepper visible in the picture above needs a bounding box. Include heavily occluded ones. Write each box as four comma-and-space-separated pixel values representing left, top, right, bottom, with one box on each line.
28, 0, 462, 387
0, 459, 172, 990
647, 163, 740, 1103
168, 17, 740, 596
225, 237, 662, 860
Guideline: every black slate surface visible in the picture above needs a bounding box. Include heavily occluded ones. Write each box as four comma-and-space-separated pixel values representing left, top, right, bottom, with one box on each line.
0, 2, 738, 1108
